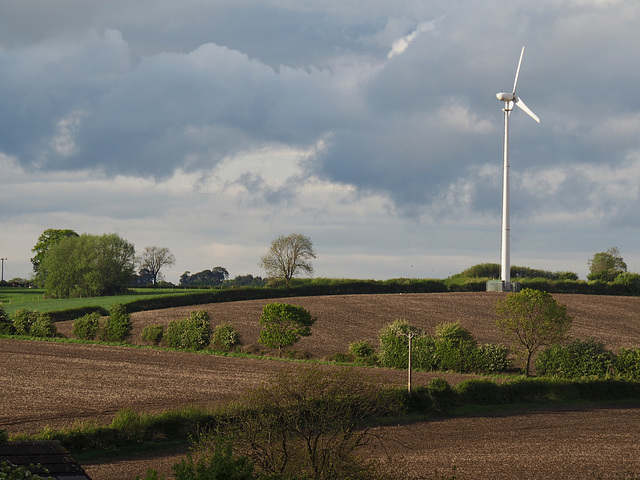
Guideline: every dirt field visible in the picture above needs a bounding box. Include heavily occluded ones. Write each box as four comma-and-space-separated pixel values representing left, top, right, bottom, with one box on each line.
3, 292, 640, 479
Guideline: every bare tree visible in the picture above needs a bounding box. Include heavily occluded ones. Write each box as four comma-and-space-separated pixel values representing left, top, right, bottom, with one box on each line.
137, 246, 176, 286
259, 233, 316, 288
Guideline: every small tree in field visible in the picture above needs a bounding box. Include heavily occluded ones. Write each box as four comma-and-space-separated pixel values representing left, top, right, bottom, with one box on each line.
495, 288, 572, 376
258, 303, 316, 353
259, 233, 316, 288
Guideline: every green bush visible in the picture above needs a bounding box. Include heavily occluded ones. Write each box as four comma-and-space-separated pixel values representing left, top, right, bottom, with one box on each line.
211, 323, 240, 351
141, 324, 164, 345
258, 303, 316, 352
456, 379, 504, 405
535, 339, 614, 379
103, 302, 132, 342
614, 348, 640, 380
349, 340, 374, 358
472, 343, 510, 373
171, 438, 255, 480
11, 308, 39, 335
72, 312, 101, 340
29, 313, 57, 338
0, 305, 15, 335
11, 308, 57, 338
165, 310, 211, 350
378, 319, 421, 369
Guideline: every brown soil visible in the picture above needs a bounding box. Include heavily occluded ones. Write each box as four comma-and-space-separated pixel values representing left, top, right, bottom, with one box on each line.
3, 292, 640, 479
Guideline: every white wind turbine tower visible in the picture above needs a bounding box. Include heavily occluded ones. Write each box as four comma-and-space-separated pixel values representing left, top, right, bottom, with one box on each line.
492, 46, 540, 292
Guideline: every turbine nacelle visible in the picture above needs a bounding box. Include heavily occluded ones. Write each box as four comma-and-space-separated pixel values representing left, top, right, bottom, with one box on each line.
496, 92, 516, 102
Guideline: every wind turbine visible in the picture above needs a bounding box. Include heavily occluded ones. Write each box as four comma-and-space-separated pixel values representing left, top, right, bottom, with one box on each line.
495, 46, 540, 291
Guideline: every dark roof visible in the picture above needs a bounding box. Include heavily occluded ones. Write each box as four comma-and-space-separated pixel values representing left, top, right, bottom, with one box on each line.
0, 441, 92, 480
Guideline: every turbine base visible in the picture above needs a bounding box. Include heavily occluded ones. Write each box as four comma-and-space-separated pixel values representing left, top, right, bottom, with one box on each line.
486, 280, 521, 292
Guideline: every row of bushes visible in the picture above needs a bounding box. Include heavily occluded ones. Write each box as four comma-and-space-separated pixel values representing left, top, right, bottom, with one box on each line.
536, 339, 640, 380
0, 307, 57, 337
140, 311, 241, 352
368, 319, 509, 374
71, 303, 132, 342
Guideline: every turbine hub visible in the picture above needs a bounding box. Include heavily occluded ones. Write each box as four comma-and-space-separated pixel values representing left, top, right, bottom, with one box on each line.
496, 92, 516, 102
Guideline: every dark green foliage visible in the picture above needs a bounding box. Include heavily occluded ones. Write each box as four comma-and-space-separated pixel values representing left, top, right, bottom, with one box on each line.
211, 323, 240, 351
459, 263, 578, 281
72, 312, 101, 340
258, 303, 315, 352
47, 306, 109, 323
11, 308, 57, 337
535, 340, 614, 379
103, 303, 132, 342
0, 305, 15, 334
171, 438, 255, 480
614, 348, 640, 380
165, 310, 211, 350
349, 340, 374, 358
456, 379, 504, 405
141, 324, 164, 345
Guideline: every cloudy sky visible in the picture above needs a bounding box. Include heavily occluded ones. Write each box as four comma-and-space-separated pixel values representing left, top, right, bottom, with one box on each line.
1, 0, 639, 283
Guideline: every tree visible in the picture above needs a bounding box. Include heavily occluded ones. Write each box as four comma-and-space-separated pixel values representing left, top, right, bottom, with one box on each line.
137, 246, 176, 286
588, 247, 627, 282
258, 233, 316, 288
179, 267, 229, 287
43, 233, 136, 298
225, 366, 400, 479
30, 228, 78, 286
258, 302, 316, 352
495, 288, 573, 376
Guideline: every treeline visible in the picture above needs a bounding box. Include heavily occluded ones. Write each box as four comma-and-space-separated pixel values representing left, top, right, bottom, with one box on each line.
459, 263, 579, 280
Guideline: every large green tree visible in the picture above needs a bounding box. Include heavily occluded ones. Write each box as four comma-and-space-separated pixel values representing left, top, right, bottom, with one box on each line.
258, 233, 316, 288
30, 228, 78, 286
495, 288, 573, 376
43, 233, 136, 298
587, 247, 627, 282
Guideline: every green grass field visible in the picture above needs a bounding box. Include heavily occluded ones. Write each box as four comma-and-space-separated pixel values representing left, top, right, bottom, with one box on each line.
0, 287, 209, 316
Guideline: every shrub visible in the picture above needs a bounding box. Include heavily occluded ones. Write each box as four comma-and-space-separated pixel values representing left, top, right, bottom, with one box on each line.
258, 303, 316, 352
11, 308, 39, 335
0, 305, 15, 335
103, 302, 132, 342
211, 323, 240, 351
614, 348, 640, 380
472, 343, 510, 373
171, 437, 255, 480
72, 312, 102, 340
165, 310, 211, 350
535, 339, 614, 379
29, 313, 57, 338
141, 324, 164, 345
435, 321, 476, 346
456, 379, 504, 405
349, 340, 374, 358
427, 377, 457, 413
378, 319, 422, 369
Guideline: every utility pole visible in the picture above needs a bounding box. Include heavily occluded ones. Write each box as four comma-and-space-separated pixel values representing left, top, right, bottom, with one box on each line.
0, 258, 6, 283
399, 330, 417, 393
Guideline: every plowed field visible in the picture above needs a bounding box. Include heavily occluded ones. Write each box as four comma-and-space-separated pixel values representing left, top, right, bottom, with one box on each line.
2, 292, 640, 479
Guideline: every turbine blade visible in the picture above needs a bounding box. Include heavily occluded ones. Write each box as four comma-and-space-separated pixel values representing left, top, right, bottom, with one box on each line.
514, 97, 540, 123
512, 46, 525, 93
